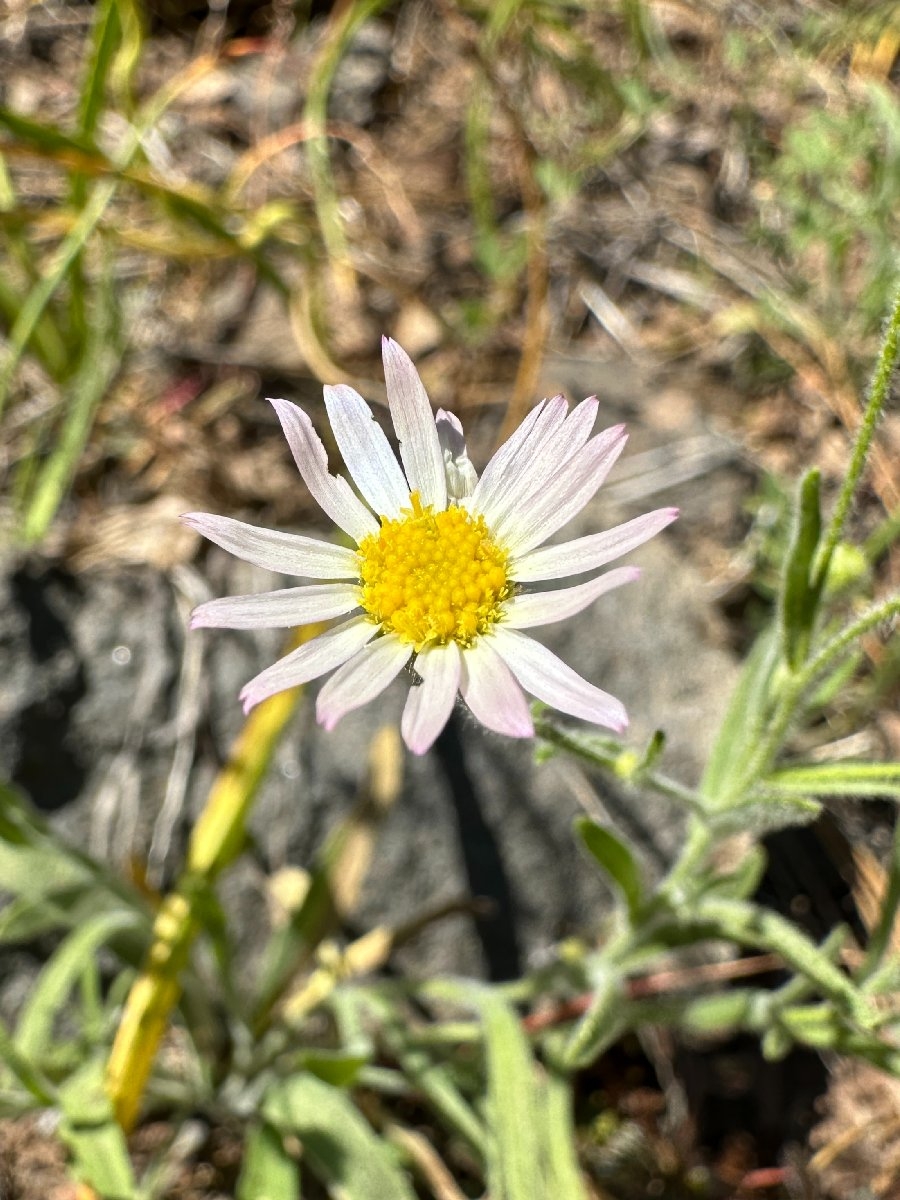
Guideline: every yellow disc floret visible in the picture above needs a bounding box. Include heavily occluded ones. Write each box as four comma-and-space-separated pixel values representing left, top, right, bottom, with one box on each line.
358, 493, 509, 648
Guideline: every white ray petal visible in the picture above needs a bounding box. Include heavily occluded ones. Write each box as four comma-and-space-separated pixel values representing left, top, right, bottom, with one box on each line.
323, 384, 410, 519
239, 616, 377, 713
190, 583, 360, 630
512, 508, 679, 582
459, 638, 534, 738
498, 425, 627, 556
491, 627, 627, 732
471, 395, 568, 527
382, 338, 447, 510
498, 396, 599, 518
316, 633, 412, 730
503, 566, 639, 629
401, 641, 461, 754
435, 408, 478, 499
269, 397, 378, 543
181, 513, 360, 579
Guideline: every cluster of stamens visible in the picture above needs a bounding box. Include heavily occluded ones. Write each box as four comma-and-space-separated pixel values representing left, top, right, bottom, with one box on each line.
358, 493, 509, 648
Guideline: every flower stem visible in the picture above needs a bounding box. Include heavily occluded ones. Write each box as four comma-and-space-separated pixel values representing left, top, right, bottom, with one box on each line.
740, 593, 900, 786
534, 720, 708, 815
814, 284, 900, 587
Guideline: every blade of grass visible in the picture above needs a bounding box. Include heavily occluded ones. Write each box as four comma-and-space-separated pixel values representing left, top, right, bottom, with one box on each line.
69, 0, 127, 344
21, 257, 121, 543
0, 42, 272, 423
303, 0, 393, 302
0, 175, 115, 422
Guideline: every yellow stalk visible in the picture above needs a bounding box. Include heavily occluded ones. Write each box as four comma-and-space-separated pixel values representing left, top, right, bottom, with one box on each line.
105, 627, 321, 1131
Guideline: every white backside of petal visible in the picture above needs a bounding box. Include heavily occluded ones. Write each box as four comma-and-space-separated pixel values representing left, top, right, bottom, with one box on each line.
435, 408, 478, 500
471, 400, 546, 509
190, 582, 360, 629
323, 384, 410, 519
471, 396, 567, 528
498, 425, 627, 556
459, 638, 534, 738
491, 626, 627, 732
502, 566, 639, 629
382, 338, 447, 510
269, 397, 378, 543
316, 633, 412, 730
181, 513, 360, 579
512, 507, 679, 582
401, 641, 461, 754
497, 396, 598, 519
239, 616, 377, 713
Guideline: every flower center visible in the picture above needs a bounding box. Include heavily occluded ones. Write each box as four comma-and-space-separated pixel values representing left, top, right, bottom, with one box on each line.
358, 493, 509, 648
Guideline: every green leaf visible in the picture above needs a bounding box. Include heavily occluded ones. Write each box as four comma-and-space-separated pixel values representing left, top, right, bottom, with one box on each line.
0, 106, 99, 157
481, 990, 544, 1200
766, 761, 900, 799
0, 177, 118, 422
21, 268, 121, 543
575, 817, 644, 919
693, 898, 874, 1028
373, 999, 487, 1159
808, 646, 863, 709
701, 626, 780, 807
263, 1074, 416, 1200
58, 1060, 138, 1200
707, 792, 822, 837
780, 468, 823, 670
15, 910, 142, 1060
298, 1048, 369, 1088
0, 1013, 55, 1105
639, 729, 666, 773
237, 1122, 300, 1200
0, 843, 91, 901
540, 1068, 589, 1200
560, 970, 623, 1071
77, 0, 121, 140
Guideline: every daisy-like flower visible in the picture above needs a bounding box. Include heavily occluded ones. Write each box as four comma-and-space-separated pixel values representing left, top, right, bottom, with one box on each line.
183, 339, 677, 755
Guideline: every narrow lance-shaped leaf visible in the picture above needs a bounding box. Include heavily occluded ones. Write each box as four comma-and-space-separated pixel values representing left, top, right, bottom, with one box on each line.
706, 791, 822, 838
262, 1073, 417, 1200
766, 761, 900, 800
481, 989, 545, 1200
237, 1122, 300, 1200
15, 910, 143, 1060
575, 817, 644, 920
780, 468, 823, 670
701, 625, 779, 807
540, 1067, 589, 1200
58, 1060, 139, 1200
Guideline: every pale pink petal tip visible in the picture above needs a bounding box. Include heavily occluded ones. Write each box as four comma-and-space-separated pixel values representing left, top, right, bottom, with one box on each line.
401, 643, 461, 754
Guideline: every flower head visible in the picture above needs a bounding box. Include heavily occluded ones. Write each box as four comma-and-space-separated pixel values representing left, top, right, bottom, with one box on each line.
183, 338, 677, 754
